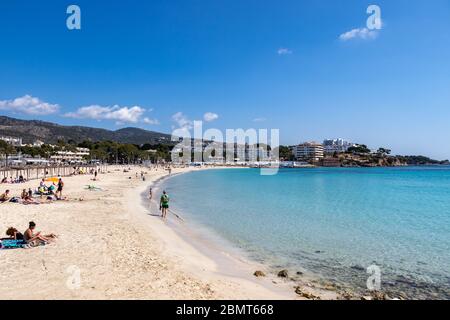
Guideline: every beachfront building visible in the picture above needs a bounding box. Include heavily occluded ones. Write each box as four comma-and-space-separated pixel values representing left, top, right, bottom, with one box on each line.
32, 140, 45, 147
247, 145, 272, 162
292, 142, 324, 162
235, 145, 245, 162
50, 147, 90, 163
0, 135, 23, 147
323, 138, 354, 154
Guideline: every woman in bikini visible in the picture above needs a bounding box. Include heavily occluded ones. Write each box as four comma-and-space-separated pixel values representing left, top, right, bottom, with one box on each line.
23, 221, 57, 245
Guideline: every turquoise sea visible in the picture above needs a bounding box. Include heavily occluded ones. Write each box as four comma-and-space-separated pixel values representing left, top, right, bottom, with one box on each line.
160, 167, 450, 299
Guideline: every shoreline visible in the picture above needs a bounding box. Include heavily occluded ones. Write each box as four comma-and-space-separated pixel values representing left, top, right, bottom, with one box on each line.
138, 167, 343, 300
127, 167, 298, 300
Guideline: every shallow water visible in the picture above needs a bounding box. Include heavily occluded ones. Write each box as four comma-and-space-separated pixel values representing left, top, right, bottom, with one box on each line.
161, 167, 450, 299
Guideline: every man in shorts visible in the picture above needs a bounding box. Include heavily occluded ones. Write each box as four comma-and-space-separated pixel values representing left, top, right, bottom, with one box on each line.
159, 190, 170, 219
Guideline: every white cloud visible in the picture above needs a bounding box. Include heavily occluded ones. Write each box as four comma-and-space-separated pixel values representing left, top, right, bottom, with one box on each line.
65, 105, 145, 123
253, 117, 266, 122
277, 48, 293, 55
0, 95, 59, 115
203, 112, 219, 122
171, 112, 193, 130
143, 117, 160, 125
339, 28, 378, 41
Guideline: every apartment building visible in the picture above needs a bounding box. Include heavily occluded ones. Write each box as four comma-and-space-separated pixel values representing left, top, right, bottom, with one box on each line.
292, 142, 324, 162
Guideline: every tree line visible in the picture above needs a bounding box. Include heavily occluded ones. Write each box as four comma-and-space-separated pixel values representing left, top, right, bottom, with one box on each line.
0, 139, 173, 165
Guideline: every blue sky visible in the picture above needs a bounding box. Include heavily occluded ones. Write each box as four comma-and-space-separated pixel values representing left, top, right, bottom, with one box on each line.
0, 0, 449, 159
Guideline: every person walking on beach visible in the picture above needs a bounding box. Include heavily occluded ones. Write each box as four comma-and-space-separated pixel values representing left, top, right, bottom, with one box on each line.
159, 190, 169, 219
149, 188, 153, 201
56, 178, 64, 199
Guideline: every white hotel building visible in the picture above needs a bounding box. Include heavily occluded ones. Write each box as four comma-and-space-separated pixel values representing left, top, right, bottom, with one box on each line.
50, 147, 90, 163
323, 138, 354, 154
0, 136, 23, 147
292, 142, 324, 162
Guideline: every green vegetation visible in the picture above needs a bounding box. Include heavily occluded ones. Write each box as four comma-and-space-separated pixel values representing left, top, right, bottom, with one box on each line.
276, 145, 295, 161
347, 144, 371, 154
7, 140, 171, 165
77, 140, 172, 163
396, 155, 450, 166
0, 140, 16, 166
377, 148, 391, 155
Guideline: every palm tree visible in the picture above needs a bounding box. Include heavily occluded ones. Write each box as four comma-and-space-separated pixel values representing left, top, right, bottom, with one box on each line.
0, 140, 17, 167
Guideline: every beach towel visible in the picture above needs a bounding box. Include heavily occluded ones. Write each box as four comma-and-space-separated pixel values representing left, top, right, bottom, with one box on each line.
0, 239, 26, 249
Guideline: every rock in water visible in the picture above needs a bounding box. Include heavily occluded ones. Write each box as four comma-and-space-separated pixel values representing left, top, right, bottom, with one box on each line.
253, 271, 266, 277
295, 287, 321, 300
277, 269, 289, 278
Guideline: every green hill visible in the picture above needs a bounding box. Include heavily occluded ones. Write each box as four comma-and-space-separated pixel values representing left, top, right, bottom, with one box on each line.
0, 116, 173, 145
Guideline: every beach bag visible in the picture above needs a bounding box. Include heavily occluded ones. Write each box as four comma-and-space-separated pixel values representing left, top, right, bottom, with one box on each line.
0, 239, 26, 249
9, 197, 20, 203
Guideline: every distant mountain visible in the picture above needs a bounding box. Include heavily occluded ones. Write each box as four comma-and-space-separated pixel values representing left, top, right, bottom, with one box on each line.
0, 116, 173, 145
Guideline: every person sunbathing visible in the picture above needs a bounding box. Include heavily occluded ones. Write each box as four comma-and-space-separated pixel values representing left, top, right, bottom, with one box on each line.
23, 222, 57, 245
20, 189, 39, 204
5, 227, 24, 240
0, 190, 11, 203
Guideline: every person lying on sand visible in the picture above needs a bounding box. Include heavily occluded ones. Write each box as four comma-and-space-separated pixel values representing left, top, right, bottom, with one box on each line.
23, 221, 57, 245
20, 189, 39, 205
0, 190, 10, 203
5, 227, 24, 241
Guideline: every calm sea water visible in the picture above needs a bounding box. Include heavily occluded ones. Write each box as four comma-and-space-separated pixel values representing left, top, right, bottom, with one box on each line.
160, 167, 450, 299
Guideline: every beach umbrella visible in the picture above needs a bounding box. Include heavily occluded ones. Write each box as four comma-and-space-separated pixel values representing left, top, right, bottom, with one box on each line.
45, 177, 59, 183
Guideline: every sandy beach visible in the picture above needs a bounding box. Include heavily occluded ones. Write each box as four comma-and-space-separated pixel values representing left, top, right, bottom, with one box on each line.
0, 165, 334, 300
